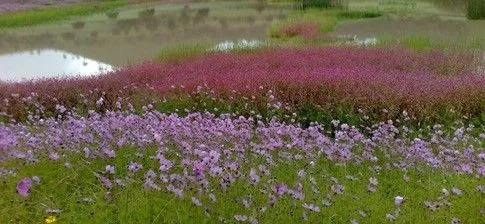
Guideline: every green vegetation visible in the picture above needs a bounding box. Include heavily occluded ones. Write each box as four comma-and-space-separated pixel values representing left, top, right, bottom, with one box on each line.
298, 0, 343, 9
378, 35, 485, 51
467, 0, 485, 20
268, 8, 381, 43
400, 36, 433, 51
0, 1, 125, 28
157, 44, 211, 62
1, 148, 483, 223
1, 1, 485, 223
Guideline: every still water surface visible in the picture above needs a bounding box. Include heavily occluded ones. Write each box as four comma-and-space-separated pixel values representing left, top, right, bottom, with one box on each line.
0, 49, 113, 82
0, 1, 290, 82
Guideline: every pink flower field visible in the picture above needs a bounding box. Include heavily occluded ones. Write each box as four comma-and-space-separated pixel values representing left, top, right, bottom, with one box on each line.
1, 46, 484, 122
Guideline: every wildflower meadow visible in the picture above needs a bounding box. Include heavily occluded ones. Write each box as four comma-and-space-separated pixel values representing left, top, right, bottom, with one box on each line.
1, 0, 484, 223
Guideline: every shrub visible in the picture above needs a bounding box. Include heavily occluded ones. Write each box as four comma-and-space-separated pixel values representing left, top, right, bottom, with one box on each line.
272, 21, 320, 39
467, 0, 485, 20
337, 10, 382, 19
297, 0, 342, 10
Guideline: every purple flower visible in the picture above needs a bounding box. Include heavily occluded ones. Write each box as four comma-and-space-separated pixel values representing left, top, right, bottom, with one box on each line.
367, 177, 378, 193
394, 196, 404, 206
209, 193, 217, 202
242, 198, 251, 208
145, 169, 157, 179
386, 213, 396, 222
159, 157, 173, 172
451, 187, 462, 196
451, 217, 460, 224
369, 177, 378, 186
367, 184, 377, 193
424, 201, 437, 212
98, 175, 112, 189
322, 195, 333, 206
32, 176, 40, 184
477, 185, 485, 194
297, 169, 306, 178
234, 215, 248, 222
249, 168, 260, 185
331, 184, 345, 195
105, 165, 115, 174
191, 197, 202, 206
82, 197, 95, 203
303, 203, 321, 212
83, 147, 91, 158
16, 177, 32, 197
249, 216, 259, 224
128, 162, 142, 173
96, 97, 104, 106
49, 152, 60, 160
274, 183, 288, 196
103, 148, 116, 158
268, 194, 277, 206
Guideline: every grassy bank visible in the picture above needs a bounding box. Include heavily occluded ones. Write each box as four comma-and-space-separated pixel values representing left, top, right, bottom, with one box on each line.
268, 8, 381, 44
0, 1, 126, 28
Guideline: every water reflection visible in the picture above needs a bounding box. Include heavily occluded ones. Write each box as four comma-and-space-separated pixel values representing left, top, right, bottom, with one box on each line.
210, 39, 264, 52
0, 1, 292, 81
0, 49, 114, 82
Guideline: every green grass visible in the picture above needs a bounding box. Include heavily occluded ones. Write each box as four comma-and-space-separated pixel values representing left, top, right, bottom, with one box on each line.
400, 36, 433, 51
156, 42, 277, 63
0, 1, 126, 28
378, 35, 485, 51
156, 43, 211, 62
1, 145, 483, 223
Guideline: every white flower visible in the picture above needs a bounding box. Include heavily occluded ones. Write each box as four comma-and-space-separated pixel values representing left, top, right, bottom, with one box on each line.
442, 188, 449, 197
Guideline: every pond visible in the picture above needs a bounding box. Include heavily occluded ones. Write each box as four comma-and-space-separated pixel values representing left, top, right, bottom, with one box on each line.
333, 0, 485, 42
0, 1, 291, 82
0, 49, 113, 82
332, 18, 485, 41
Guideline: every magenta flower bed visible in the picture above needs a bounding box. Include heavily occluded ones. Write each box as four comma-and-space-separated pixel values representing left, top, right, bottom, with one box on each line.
1, 46, 483, 119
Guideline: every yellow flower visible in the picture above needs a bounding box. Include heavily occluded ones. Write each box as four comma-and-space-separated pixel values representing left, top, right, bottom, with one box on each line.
44, 216, 56, 224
